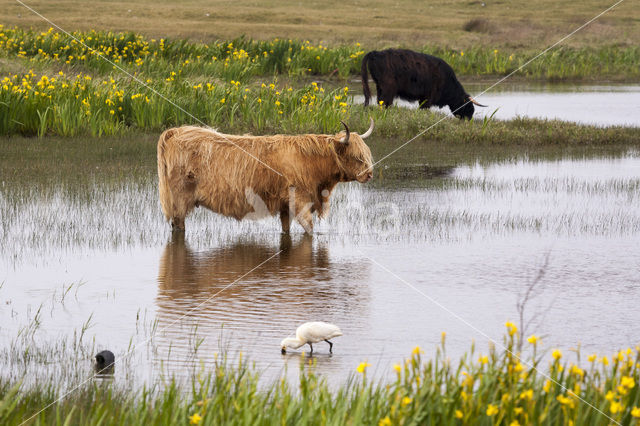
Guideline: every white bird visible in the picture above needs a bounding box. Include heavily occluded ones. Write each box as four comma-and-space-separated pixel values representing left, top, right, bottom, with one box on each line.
280, 322, 343, 355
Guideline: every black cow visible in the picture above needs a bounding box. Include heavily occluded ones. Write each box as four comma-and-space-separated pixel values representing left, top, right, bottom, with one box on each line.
361, 48, 485, 119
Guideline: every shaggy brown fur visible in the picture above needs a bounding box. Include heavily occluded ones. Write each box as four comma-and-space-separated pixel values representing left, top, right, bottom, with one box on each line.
157, 125, 374, 233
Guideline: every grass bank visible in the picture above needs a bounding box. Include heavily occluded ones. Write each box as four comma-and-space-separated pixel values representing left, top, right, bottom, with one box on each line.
1, 328, 639, 425
1, 65, 639, 146
2, 27, 639, 83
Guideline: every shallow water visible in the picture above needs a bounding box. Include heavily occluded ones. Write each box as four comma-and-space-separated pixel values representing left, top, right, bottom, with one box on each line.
354, 83, 640, 127
1, 145, 640, 388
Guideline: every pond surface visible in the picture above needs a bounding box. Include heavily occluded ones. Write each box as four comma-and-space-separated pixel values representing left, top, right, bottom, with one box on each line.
1, 141, 640, 389
354, 83, 640, 127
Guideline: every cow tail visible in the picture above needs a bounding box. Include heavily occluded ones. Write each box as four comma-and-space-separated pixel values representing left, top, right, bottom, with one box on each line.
361, 52, 372, 107
157, 128, 176, 222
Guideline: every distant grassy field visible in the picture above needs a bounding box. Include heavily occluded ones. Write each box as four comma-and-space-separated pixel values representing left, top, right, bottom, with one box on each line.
1, 0, 638, 50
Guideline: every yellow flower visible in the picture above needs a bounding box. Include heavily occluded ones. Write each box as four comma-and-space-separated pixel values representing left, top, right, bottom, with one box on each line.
189, 412, 202, 425
514, 362, 524, 373
570, 365, 584, 378
505, 321, 517, 336
556, 394, 575, 409
514, 407, 523, 415
552, 349, 562, 360
393, 364, 402, 373
621, 376, 635, 388
220, 98, 225, 104
588, 354, 596, 362
601, 356, 609, 365
486, 404, 499, 416
478, 355, 489, 365
455, 410, 463, 419
631, 406, 640, 418
527, 335, 539, 345
509, 421, 520, 426
610, 400, 622, 414
605, 390, 615, 401
543, 380, 552, 393
379, 416, 392, 426
401, 396, 412, 406
519, 389, 533, 400
109, 110, 115, 115
460, 51, 464, 56
357, 362, 371, 374
412, 346, 423, 356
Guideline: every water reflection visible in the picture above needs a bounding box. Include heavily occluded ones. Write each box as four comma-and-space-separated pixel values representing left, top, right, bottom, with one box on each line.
154, 233, 371, 377
353, 84, 640, 126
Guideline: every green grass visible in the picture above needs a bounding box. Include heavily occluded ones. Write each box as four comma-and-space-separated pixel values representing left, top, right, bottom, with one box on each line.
2, 26, 639, 84
2, 63, 640, 145
1, 27, 640, 141
1, 329, 639, 425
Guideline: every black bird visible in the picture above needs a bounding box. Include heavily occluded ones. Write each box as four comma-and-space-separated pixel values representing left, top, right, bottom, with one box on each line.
95, 350, 115, 374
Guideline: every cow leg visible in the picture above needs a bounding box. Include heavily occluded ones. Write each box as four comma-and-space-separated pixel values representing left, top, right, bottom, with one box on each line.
280, 208, 292, 234
171, 217, 185, 232
294, 198, 314, 234
376, 88, 394, 107
379, 90, 395, 107
166, 167, 197, 232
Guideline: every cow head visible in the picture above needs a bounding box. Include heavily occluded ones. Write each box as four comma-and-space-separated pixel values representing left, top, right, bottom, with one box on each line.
454, 95, 487, 120
334, 119, 374, 183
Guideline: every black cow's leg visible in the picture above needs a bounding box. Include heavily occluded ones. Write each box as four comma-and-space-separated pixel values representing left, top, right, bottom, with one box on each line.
379, 89, 395, 107
325, 339, 333, 354
308, 343, 313, 355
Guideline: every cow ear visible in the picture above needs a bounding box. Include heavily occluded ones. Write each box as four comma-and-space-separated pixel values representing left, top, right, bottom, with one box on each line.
333, 137, 348, 154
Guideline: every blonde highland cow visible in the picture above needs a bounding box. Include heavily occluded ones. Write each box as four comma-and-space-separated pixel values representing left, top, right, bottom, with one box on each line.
157, 120, 374, 233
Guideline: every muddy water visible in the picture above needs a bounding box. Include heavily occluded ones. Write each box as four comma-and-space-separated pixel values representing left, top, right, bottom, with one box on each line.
1, 145, 640, 387
354, 84, 640, 127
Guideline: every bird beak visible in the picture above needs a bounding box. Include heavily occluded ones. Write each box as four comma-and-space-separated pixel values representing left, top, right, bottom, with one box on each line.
281, 347, 286, 355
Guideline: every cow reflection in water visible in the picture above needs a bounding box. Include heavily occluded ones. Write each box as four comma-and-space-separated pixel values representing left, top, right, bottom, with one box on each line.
154, 233, 370, 372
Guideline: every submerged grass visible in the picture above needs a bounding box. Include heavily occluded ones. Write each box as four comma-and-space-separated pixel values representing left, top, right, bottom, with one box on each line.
1, 328, 639, 425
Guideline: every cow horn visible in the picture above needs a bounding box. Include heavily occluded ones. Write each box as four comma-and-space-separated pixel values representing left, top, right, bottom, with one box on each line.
339, 121, 350, 145
359, 118, 375, 139
467, 95, 487, 107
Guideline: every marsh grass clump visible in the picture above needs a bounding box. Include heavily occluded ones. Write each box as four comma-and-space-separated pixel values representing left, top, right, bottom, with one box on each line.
1, 326, 639, 425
